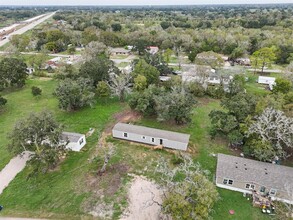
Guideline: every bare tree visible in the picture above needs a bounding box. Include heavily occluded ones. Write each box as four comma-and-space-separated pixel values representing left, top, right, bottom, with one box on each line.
98, 143, 116, 175
247, 108, 293, 159
82, 41, 108, 61
155, 154, 219, 220
109, 71, 132, 102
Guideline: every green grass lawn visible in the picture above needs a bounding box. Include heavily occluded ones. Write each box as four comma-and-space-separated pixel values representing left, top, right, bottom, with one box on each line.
117, 62, 129, 68
0, 78, 125, 218
245, 73, 271, 96
110, 54, 129, 60
213, 189, 269, 220
0, 79, 271, 219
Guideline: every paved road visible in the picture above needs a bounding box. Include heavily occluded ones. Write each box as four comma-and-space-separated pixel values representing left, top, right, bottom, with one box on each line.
0, 12, 56, 48
0, 151, 31, 195
247, 68, 284, 73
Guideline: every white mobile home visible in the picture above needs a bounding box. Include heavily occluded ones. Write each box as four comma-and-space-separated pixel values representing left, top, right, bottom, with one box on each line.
61, 132, 86, 152
112, 123, 190, 151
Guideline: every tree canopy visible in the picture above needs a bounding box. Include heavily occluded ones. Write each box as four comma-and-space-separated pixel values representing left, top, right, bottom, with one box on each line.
79, 57, 118, 86
0, 57, 28, 90
8, 111, 67, 173
156, 155, 219, 220
54, 78, 95, 111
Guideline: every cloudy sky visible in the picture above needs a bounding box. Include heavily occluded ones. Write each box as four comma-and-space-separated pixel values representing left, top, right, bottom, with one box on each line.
2, 0, 293, 6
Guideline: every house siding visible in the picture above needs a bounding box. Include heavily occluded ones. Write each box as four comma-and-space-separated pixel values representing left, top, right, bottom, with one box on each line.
216, 176, 292, 204
65, 135, 86, 152
112, 130, 188, 151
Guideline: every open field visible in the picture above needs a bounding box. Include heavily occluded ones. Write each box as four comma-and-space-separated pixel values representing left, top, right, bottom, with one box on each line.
0, 78, 271, 219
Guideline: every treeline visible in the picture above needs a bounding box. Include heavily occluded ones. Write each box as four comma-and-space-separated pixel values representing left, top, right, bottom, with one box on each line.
0, 9, 47, 27
27, 6, 293, 64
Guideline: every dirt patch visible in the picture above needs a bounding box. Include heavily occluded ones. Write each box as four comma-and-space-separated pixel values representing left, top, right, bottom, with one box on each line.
120, 175, 170, 220
86, 163, 129, 197
83, 199, 114, 219
104, 110, 141, 134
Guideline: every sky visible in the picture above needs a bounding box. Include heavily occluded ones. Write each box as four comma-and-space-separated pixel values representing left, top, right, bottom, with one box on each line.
2, 0, 293, 6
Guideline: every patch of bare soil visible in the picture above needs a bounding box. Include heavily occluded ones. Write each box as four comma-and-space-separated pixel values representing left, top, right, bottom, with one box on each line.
83, 198, 114, 219
104, 110, 141, 134
83, 163, 129, 219
120, 175, 170, 220
86, 163, 129, 197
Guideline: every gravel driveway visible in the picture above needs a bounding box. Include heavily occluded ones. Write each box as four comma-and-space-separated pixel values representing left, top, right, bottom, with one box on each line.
0, 151, 31, 195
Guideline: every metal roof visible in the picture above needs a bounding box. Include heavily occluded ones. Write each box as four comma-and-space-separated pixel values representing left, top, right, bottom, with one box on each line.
110, 47, 131, 53
113, 123, 190, 144
216, 154, 293, 194
61, 132, 84, 143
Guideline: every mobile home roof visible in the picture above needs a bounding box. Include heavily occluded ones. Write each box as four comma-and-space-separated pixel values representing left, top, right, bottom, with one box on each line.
113, 123, 190, 144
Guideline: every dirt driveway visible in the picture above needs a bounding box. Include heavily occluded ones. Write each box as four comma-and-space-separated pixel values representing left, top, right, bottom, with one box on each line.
120, 175, 169, 220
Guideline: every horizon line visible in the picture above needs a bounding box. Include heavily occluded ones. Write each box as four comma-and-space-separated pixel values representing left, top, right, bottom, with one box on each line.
1, 3, 293, 6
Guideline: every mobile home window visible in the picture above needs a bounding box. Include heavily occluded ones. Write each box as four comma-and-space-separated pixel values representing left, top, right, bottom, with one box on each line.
152, 138, 155, 142
142, 136, 146, 139
123, 133, 128, 137
245, 184, 255, 190
223, 179, 228, 184
228, 180, 234, 185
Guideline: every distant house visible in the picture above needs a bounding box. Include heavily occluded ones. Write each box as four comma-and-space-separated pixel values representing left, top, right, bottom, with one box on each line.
235, 58, 251, 66
182, 65, 215, 83
208, 73, 232, 86
159, 76, 171, 82
110, 47, 131, 56
147, 46, 159, 55
61, 132, 86, 152
258, 76, 276, 90
26, 67, 35, 74
216, 154, 293, 204
49, 57, 62, 63
112, 123, 190, 151
182, 65, 232, 88
45, 57, 64, 69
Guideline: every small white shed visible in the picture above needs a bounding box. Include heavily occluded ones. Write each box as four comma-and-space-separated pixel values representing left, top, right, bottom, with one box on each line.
61, 132, 86, 152
112, 123, 190, 151
258, 76, 276, 85
258, 76, 276, 90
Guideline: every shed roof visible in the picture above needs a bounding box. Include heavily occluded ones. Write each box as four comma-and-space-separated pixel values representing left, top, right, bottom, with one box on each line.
216, 154, 293, 193
113, 123, 190, 144
61, 132, 84, 143
258, 76, 276, 84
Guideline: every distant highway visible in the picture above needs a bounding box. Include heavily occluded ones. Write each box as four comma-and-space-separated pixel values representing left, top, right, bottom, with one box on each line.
0, 12, 56, 48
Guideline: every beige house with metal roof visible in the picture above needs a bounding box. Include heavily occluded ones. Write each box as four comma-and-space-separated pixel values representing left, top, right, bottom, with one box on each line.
112, 123, 190, 151
110, 47, 131, 56
216, 154, 293, 204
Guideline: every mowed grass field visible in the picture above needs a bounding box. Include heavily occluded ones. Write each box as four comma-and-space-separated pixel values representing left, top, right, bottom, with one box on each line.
0, 78, 269, 219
